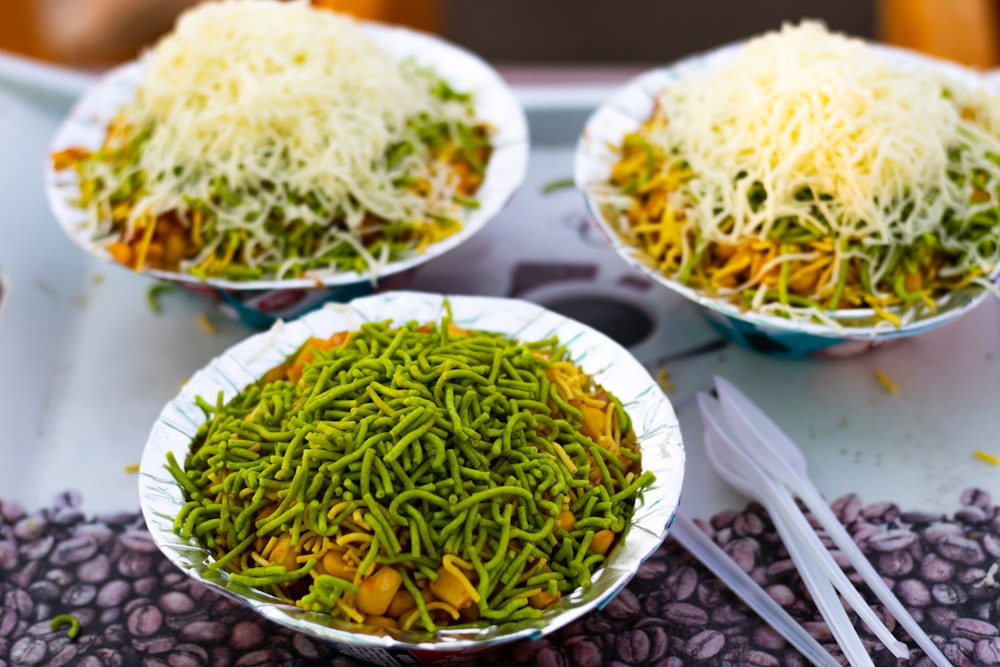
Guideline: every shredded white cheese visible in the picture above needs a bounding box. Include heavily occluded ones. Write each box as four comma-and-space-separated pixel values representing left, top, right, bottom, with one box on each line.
86, 0, 478, 278
648, 21, 1000, 257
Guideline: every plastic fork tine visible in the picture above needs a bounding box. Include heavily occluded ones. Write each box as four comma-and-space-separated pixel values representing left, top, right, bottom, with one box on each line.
713, 377, 953, 667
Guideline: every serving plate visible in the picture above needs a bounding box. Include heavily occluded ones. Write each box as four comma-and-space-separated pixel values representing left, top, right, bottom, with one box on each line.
574, 39, 1000, 350
44, 20, 530, 293
137, 291, 685, 661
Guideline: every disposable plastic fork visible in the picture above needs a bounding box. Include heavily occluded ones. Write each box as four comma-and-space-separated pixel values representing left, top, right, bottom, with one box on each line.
698, 393, 903, 667
701, 391, 910, 659
713, 376, 953, 667
670, 512, 842, 667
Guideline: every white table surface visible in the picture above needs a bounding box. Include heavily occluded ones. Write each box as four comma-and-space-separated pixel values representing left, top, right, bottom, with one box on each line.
1, 54, 997, 521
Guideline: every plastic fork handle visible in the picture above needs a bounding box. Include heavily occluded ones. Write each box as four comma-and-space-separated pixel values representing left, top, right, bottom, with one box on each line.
702, 394, 909, 659
698, 402, 875, 666
767, 499, 876, 667
670, 513, 842, 667
791, 482, 954, 667
768, 486, 909, 660
712, 380, 950, 665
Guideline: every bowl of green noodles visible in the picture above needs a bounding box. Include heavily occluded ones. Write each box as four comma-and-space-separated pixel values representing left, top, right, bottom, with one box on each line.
138, 291, 684, 663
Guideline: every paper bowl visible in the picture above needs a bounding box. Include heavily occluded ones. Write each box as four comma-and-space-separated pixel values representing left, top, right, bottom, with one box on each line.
45, 20, 529, 328
574, 41, 998, 358
137, 291, 685, 666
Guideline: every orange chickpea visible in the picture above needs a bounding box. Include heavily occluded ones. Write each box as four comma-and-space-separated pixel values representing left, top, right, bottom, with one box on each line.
357, 567, 403, 617
555, 509, 576, 532
320, 550, 357, 581
589, 529, 616, 556
386, 590, 417, 619
107, 241, 134, 267
429, 566, 474, 610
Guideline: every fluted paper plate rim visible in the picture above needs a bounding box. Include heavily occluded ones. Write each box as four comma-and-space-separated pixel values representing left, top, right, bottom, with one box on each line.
138, 291, 685, 652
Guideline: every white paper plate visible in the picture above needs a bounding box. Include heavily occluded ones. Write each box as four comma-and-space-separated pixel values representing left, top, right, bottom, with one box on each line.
138, 291, 685, 654
45, 21, 529, 291
574, 40, 998, 342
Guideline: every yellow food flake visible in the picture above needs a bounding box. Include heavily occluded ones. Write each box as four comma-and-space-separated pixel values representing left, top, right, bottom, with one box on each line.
124, 463, 140, 473
197, 312, 217, 335
875, 368, 898, 395
133, 214, 158, 272
974, 449, 1000, 466
656, 368, 675, 393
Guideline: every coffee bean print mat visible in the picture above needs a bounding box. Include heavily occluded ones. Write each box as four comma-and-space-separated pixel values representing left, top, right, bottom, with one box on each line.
1, 489, 997, 667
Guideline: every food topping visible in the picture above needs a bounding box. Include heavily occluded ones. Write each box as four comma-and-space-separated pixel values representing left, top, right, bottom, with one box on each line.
606, 21, 1000, 325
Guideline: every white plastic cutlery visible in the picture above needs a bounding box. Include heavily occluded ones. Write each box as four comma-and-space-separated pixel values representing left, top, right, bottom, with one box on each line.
670, 512, 842, 667
698, 393, 873, 667
697, 393, 909, 667
713, 376, 953, 667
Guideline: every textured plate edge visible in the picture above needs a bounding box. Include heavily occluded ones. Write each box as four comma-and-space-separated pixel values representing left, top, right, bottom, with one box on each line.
137, 290, 685, 652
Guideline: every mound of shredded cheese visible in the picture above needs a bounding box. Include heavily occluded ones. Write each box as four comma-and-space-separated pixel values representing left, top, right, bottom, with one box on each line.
649, 21, 1000, 254
87, 0, 481, 278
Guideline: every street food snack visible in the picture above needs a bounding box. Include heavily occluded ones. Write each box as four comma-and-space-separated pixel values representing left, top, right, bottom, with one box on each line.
167, 311, 654, 633
603, 22, 1000, 328
51, 0, 494, 283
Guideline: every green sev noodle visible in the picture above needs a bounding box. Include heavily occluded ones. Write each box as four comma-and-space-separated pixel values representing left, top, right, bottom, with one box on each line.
170, 314, 653, 632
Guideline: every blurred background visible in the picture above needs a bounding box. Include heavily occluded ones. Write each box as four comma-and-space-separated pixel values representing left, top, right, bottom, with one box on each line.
1, 0, 997, 71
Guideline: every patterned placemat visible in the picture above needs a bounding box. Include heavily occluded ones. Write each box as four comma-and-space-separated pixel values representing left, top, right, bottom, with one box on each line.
1, 488, 997, 666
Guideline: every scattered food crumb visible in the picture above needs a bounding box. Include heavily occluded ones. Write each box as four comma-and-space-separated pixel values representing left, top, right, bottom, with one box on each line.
50, 614, 81, 639
875, 368, 898, 395
146, 283, 175, 314
541, 176, 575, 195
90, 273, 104, 285
655, 368, 675, 392
36, 279, 57, 299
124, 463, 140, 474
197, 312, 217, 335
974, 449, 1000, 466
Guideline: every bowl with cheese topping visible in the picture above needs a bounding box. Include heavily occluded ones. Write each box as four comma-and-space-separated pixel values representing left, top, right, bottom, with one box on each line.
575, 22, 1000, 357
45, 0, 528, 327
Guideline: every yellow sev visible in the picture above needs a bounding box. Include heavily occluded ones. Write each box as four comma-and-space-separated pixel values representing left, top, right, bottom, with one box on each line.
974, 449, 1000, 466
132, 213, 158, 272
875, 369, 898, 395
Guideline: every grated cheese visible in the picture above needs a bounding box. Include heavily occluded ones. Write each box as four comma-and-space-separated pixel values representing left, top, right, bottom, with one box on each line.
83, 0, 478, 278
645, 21, 1000, 287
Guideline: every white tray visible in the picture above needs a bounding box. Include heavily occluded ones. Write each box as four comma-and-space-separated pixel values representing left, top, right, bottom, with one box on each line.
1, 54, 997, 518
